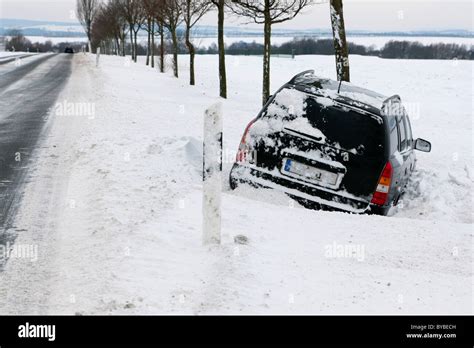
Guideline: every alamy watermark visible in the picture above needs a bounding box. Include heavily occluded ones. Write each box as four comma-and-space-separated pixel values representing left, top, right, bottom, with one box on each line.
324, 241, 365, 262
54, 99, 95, 119
383, 100, 422, 120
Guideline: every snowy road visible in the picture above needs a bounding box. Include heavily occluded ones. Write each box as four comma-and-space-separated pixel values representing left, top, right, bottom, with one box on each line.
0, 53, 72, 259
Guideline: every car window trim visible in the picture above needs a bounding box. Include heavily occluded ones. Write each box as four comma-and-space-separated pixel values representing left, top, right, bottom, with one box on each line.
396, 116, 402, 152
398, 115, 408, 152
404, 115, 414, 149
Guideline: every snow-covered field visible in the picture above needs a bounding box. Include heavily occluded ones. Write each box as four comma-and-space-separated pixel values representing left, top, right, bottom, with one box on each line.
0, 51, 38, 64
0, 51, 36, 58
346, 35, 473, 49
194, 35, 473, 49
3, 36, 87, 45
0, 53, 471, 314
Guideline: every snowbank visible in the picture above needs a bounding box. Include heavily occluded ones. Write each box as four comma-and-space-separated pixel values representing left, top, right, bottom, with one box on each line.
0, 52, 37, 62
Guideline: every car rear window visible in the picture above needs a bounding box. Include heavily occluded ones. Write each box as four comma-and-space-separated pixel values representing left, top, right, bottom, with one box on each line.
303, 97, 385, 157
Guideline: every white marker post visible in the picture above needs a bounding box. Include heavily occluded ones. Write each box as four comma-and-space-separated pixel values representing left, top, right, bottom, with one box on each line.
203, 102, 223, 245
96, 46, 101, 67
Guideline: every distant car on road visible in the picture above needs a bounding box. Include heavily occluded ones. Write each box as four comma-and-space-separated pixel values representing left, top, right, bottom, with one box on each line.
229, 70, 431, 215
64, 47, 74, 54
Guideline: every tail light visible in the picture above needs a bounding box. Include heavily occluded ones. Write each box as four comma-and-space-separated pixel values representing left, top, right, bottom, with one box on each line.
236, 118, 257, 163
371, 161, 393, 206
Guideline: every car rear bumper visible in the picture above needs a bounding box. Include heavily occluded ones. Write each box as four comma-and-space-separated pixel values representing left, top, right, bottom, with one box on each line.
230, 163, 376, 214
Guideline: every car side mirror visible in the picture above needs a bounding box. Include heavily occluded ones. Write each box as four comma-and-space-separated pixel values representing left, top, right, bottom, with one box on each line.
415, 138, 431, 152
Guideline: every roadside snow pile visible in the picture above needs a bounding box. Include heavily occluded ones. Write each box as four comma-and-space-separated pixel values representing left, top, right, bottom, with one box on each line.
392, 167, 473, 223
0, 52, 27, 58
0, 52, 36, 60
0, 53, 471, 315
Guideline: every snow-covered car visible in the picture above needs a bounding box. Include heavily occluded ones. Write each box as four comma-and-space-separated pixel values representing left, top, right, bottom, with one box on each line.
229, 70, 432, 215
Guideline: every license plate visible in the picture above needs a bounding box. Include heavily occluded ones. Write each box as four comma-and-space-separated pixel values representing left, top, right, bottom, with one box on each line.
283, 158, 338, 186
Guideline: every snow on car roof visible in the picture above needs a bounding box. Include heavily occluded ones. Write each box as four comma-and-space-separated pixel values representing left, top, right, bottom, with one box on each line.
290, 74, 388, 113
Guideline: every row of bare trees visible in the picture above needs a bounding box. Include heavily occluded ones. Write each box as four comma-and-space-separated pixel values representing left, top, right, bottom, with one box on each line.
84, 0, 216, 86
77, 0, 350, 104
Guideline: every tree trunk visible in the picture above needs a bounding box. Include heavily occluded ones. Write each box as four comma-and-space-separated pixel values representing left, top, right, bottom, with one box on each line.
129, 24, 134, 59
122, 26, 126, 57
159, 25, 165, 73
151, 25, 155, 68
134, 31, 138, 63
146, 18, 151, 66
86, 22, 92, 53
115, 37, 120, 56
330, 0, 350, 82
217, 0, 227, 98
185, 26, 195, 85
262, 11, 272, 105
86, 25, 92, 53
171, 27, 179, 78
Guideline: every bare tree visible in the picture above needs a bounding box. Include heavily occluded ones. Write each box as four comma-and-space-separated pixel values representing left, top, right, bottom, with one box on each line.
76, 0, 100, 52
6, 30, 31, 52
231, 0, 314, 105
143, 0, 160, 66
91, 3, 113, 53
108, 1, 130, 57
154, 15, 166, 72
330, 0, 350, 81
96, 1, 129, 56
210, 0, 227, 98
120, 0, 136, 59
132, 1, 146, 62
120, 0, 146, 62
162, 0, 183, 78
148, 0, 167, 72
182, 0, 212, 85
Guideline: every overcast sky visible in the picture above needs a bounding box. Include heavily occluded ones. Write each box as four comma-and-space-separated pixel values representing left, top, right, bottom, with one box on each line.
0, 0, 472, 31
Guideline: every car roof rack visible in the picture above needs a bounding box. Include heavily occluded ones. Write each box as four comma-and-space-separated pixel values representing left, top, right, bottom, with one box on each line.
289, 70, 315, 84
